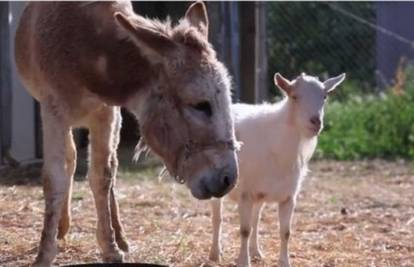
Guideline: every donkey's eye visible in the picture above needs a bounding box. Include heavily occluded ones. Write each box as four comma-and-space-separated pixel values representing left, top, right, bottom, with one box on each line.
192, 101, 212, 117
324, 95, 328, 100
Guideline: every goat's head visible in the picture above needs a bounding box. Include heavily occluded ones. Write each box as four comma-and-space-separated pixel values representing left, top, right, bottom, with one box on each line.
274, 72, 345, 137
116, 2, 238, 199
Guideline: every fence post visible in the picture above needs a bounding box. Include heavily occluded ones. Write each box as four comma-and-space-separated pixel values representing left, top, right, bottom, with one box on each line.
254, 2, 268, 103
239, 2, 256, 103
208, 2, 241, 101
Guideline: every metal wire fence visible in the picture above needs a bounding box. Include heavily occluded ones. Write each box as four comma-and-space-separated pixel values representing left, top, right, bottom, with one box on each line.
266, 2, 414, 99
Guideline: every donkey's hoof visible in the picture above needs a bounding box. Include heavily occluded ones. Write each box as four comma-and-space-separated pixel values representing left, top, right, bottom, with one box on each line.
31, 260, 53, 267
250, 248, 264, 261
102, 249, 124, 263
278, 259, 291, 267
32, 247, 57, 267
57, 226, 70, 240
57, 217, 71, 240
236, 258, 251, 267
116, 237, 130, 253
208, 249, 221, 262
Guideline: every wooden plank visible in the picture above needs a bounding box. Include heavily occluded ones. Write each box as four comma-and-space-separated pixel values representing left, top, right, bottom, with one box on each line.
9, 2, 37, 162
376, 2, 414, 86
0, 2, 12, 164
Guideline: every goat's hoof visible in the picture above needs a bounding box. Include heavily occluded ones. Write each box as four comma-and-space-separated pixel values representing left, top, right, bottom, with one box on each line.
102, 248, 124, 263
116, 237, 130, 253
208, 250, 222, 262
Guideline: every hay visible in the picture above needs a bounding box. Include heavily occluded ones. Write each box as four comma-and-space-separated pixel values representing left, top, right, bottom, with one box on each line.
0, 160, 413, 266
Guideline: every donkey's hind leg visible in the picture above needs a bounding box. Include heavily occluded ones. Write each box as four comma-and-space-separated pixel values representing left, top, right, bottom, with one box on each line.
88, 106, 124, 262
109, 108, 129, 252
33, 105, 72, 267
58, 129, 77, 240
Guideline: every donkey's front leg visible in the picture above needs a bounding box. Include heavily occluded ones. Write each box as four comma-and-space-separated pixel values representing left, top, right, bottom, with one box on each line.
108, 109, 129, 252
278, 196, 296, 267
33, 106, 71, 267
88, 107, 124, 262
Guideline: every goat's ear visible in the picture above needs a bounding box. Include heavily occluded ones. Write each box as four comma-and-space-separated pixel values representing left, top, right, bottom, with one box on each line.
185, 1, 209, 38
324, 73, 346, 93
274, 73, 293, 95
114, 12, 177, 64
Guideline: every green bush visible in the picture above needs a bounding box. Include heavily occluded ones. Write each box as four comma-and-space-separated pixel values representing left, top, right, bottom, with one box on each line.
316, 83, 414, 160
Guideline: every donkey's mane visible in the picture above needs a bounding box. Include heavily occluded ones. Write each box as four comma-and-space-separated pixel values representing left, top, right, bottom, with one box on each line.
133, 15, 215, 57
82, 1, 215, 57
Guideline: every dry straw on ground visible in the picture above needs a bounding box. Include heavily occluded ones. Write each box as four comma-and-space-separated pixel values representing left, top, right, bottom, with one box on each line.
0, 158, 413, 267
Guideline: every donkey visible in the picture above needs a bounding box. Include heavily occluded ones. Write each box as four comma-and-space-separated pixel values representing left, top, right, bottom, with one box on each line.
209, 73, 345, 267
15, 1, 238, 266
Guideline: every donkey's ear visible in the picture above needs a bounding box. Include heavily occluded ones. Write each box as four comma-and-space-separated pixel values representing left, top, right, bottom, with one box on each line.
185, 1, 209, 38
274, 73, 293, 95
114, 12, 177, 63
324, 73, 346, 93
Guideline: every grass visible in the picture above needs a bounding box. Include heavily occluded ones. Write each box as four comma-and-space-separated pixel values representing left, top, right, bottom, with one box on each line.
0, 150, 413, 266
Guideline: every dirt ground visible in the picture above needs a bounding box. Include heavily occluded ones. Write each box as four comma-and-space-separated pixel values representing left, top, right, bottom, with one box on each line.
0, 159, 413, 267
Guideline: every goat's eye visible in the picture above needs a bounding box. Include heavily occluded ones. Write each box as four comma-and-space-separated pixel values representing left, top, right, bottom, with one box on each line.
324, 95, 328, 100
291, 95, 298, 101
192, 101, 212, 117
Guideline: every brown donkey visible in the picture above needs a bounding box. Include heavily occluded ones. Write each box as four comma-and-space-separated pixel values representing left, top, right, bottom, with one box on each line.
15, 1, 238, 266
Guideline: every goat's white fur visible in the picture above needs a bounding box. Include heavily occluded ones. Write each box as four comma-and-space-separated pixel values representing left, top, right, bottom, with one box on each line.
209, 73, 345, 267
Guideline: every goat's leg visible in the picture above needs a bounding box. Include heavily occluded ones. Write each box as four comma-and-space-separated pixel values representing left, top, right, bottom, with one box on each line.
237, 195, 253, 267
250, 202, 264, 260
88, 106, 124, 262
57, 129, 77, 240
33, 106, 71, 267
108, 109, 129, 252
278, 197, 295, 267
209, 198, 223, 262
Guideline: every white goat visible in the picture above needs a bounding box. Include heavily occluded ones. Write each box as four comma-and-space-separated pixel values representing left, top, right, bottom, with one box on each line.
209, 72, 346, 267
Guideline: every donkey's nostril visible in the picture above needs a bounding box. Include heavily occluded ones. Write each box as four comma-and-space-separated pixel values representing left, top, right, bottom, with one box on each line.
222, 175, 231, 187
203, 167, 237, 198
310, 116, 321, 126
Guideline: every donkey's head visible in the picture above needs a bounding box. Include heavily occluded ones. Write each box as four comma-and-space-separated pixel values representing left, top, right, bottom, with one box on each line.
116, 2, 238, 199
274, 72, 345, 137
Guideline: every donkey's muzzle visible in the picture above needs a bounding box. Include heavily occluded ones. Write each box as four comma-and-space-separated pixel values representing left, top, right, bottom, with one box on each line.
191, 164, 238, 200
207, 168, 237, 198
